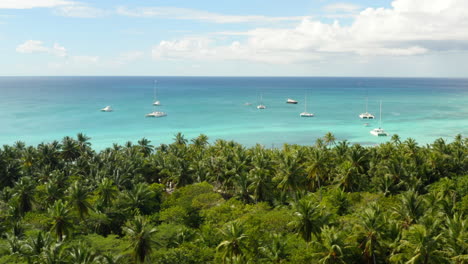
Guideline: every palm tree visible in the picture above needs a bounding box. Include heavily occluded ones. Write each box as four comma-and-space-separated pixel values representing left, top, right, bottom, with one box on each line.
442, 213, 468, 263
393, 191, 425, 228
48, 200, 73, 242
311, 226, 349, 264
67, 181, 93, 220
96, 178, 118, 209
12, 176, 35, 215
259, 233, 289, 263
122, 215, 158, 264
137, 138, 153, 157
23, 231, 53, 259
323, 132, 336, 147
289, 197, 329, 243
355, 205, 386, 264
67, 243, 98, 264
61, 136, 80, 162
275, 150, 306, 200
391, 224, 448, 264
216, 221, 248, 264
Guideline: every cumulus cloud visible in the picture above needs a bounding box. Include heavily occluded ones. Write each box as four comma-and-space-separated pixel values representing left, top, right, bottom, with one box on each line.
16, 40, 67, 57
116, 6, 307, 24
151, 0, 468, 64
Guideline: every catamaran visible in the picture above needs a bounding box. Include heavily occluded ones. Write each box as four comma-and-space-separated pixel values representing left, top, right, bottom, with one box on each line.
146, 81, 167, 117
257, 93, 266, 109
359, 95, 375, 119
300, 95, 314, 117
370, 101, 388, 136
101, 106, 113, 112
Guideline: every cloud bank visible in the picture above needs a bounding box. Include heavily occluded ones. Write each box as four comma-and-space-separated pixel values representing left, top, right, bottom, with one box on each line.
151, 0, 468, 64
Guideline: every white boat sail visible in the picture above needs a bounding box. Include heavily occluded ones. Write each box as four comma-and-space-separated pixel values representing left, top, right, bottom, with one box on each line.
146, 80, 167, 117
101, 106, 113, 112
153, 80, 161, 106
257, 93, 266, 109
370, 101, 388, 136
300, 94, 314, 117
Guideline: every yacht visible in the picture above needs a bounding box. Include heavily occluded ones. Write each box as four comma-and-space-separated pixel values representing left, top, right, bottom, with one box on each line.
146, 111, 167, 118
287, 98, 298, 104
300, 94, 314, 117
257, 93, 266, 109
359, 95, 375, 119
101, 106, 113, 112
370, 101, 388, 136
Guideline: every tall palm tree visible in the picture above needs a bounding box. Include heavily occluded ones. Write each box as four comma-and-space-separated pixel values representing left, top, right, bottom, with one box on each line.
122, 216, 158, 264
259, 233, 289, 263
48, 200, 73, 242
216, 221, 248, 264
12, 176, 35, 215
289, 197, 329, 243
96, 178, 118, 209
323, 132, 336, 147
67, 181, 93, 220
355, 205, 385, 264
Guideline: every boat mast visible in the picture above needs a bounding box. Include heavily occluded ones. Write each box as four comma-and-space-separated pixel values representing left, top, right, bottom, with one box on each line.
154, 80, 157, 101
379, 100, 382, 128
304, 94, 307, 112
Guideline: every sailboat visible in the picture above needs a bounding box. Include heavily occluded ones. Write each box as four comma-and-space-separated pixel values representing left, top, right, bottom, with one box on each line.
359, 93, 375, 119
370, 101, 388, 136
101, 106, 113, 112
146, 80, 167, 117
300, 94, 314, 117
257, 93, 266, 109
152, 80, 161, 106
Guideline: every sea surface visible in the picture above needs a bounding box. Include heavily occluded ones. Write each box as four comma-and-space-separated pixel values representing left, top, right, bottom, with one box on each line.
0, 77, 467, 150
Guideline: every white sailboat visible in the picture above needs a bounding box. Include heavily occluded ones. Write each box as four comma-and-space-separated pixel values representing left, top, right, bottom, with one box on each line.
300, 94, 314, 117
146, 80, 167, 118
359, 95, 375, 119
370, 101, 388, 136
101, 106, 113, 112
257, 93, 266, 109
152, 80, 161, 106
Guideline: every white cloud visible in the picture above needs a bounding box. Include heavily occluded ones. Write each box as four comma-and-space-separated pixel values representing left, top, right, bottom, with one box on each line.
16, 40, 49, 53
151, 0, 468, 64
16, 40, 68, 57
116, 6, 308, 24
53, 3, 105, 18
0, 0, 72, 9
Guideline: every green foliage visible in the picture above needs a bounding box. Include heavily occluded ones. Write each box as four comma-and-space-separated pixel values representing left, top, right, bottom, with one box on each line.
0, 133, 466, 263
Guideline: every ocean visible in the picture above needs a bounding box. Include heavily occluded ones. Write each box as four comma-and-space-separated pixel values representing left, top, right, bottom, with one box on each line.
0, 76, 467, 150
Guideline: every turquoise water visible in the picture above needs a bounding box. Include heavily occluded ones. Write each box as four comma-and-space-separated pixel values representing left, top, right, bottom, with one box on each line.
0, 77, 467, 149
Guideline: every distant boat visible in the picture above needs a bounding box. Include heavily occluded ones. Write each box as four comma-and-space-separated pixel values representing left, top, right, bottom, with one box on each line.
101, 106, 113, 112
287, 98, 298, 104
359, 94, 375, 119
257, 93, 266, 109
146, 80, 166, 117
300, 94, 314, 117
153, 80, 161, 106
370, 101, 388, 136
244, 102, 252, 106
146, 111, 167, 118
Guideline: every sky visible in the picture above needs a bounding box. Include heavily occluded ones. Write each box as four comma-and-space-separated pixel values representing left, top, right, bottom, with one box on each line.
1, 0, 468, 77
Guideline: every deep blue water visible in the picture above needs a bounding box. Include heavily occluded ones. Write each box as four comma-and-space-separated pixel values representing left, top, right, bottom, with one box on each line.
0, 76, 467, 149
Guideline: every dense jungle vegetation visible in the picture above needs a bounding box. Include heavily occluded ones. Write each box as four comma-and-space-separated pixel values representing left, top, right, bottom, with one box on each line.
0, 132, 466, 263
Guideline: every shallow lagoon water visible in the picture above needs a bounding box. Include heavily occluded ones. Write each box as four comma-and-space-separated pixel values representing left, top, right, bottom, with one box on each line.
0, 77, 467, 149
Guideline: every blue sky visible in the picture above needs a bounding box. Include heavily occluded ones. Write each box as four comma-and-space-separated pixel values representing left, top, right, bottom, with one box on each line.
1, 0, 467, 77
